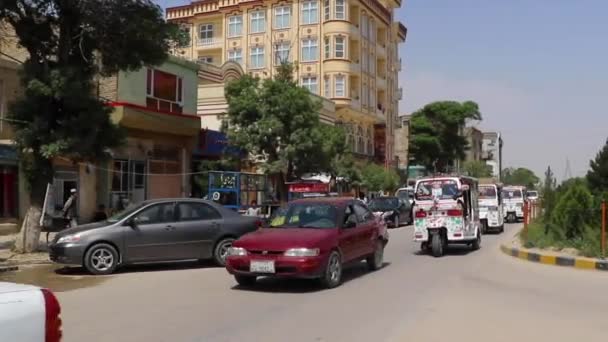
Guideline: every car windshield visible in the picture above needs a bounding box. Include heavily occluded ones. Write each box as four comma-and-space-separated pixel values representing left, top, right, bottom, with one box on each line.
268, 208, 288, 227
503, 189, 523, 199
527, 191, 538, 197
106, 203, 145, 223
479, 186, 497, 199
395, 189, 413, 201
369, 198, 399, 211
272, 203, 338, 229
415, 179, 459, 201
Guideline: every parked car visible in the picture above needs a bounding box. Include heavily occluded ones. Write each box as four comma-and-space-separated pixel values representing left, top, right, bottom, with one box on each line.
0, 282, 62, 342
368, 196, 412, 228
225, 198, 389, 289
49, 198, 262, 274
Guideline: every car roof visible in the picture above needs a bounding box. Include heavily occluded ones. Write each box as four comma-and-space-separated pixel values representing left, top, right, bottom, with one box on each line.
289, 197, 354, 206
370, 196, 398, 200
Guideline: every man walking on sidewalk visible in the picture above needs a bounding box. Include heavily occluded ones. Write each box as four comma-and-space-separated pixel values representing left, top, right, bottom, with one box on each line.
62, 188, 78, 227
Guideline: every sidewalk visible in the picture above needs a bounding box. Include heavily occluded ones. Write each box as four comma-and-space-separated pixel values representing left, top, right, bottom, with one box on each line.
0, 232, 54, 270
500, 230, 608, 271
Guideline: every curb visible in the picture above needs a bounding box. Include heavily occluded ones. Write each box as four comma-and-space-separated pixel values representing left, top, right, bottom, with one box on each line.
500, 244, 608, 271
0, 265, 19, 273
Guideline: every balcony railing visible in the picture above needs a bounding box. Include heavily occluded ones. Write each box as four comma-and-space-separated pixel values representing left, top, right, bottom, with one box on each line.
197, 37, 223, 47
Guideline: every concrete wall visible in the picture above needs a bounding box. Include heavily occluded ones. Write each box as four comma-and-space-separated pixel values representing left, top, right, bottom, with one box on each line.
118, 56, 199, 115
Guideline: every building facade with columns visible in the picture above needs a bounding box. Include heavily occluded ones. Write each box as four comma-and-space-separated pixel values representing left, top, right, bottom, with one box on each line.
166, 0, 407, 167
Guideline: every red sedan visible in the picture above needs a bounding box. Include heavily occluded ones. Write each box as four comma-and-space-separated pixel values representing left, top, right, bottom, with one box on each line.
225, 198, 389, 288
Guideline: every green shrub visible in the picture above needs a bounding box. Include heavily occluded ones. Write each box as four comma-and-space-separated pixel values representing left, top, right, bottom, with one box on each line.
549, 182, 595, 240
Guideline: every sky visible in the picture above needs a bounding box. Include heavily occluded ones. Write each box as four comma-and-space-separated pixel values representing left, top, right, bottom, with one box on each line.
156, 0, 608, 181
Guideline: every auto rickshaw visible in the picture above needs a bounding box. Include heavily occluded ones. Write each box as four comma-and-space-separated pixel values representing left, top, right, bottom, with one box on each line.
412, 175, 482, 257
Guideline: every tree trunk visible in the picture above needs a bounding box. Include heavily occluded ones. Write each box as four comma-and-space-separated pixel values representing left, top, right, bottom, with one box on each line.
13, 205, 43, 253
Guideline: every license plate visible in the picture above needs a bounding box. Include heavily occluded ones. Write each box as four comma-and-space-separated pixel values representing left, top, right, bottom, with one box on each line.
250, 260, 275, 273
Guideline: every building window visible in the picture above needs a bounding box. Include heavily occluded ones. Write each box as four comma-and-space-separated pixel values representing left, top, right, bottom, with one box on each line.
250, 47, 265, 69
370, 90, 375, 109
146, 68, 184, 114
369, 19, 375, 41
302, 77, 318, 94
179, 25, 191, 47
324, 77, 330, 98
199, 23, 213, 40
228, 16, 243, 37
334, 36, 345, 58
227, 49, 242, 64
197, 56, 213, 64
324, 37, 330, 59
362, 53, 368, 72
301, 1, 318, 25
362, 83, 368, 106
301, 38, 318, 62
335, 0, 345, 19
334, 75, 345, 97
275, 42, 290, 64
250, 11, 266, 33
370, 56, 375, 74
274, 6, 291, 29
324, 0, 330, 20
361, 14, 368, 38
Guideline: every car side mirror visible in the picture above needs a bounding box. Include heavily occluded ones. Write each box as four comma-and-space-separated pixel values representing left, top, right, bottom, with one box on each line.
128, 217, 139, 228
343, 216, 357, 229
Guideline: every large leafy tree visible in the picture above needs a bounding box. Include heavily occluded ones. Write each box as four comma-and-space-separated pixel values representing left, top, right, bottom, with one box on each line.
409, 101, 482, 172
1, 0, 180, 252
502, 167, 540, 189
587, 138, 608, 193
542, 166, 557, 224
361, 163, 400, 193
463, 160, 492, 178
223, 63, 325, 199
318, 124, 361, 188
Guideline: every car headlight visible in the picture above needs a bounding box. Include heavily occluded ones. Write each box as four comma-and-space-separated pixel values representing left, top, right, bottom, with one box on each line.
284, 248, 320, 257
56, 234, 81, 244
227, 247, 247, 256
382, 211, 392, 218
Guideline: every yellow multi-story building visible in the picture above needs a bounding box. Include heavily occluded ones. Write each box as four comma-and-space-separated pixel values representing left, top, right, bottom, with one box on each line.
167, 0, 407, 166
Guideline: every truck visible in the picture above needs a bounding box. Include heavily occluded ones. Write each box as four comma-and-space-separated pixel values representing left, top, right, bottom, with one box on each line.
0, 282, 62, 341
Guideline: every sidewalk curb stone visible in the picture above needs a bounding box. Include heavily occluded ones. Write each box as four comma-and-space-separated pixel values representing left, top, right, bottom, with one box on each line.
500, 244, 608, 271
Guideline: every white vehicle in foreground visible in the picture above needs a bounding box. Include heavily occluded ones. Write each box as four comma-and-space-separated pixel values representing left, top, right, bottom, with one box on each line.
478, 183, 505, 233
0, 282, 62, 342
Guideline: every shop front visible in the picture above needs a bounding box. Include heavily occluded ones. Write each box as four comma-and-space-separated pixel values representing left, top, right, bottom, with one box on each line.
0, 145, 18, 221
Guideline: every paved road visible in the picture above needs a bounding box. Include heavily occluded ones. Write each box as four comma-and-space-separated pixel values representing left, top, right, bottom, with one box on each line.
42, 224, 608, 341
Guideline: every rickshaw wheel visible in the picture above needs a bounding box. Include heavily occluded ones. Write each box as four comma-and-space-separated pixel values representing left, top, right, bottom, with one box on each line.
431, 234, 444, 257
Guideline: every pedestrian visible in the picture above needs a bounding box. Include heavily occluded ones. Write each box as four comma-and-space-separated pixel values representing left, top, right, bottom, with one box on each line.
93, 204, 108, 222
62, 188, 78, 227
245, 200, 261, 217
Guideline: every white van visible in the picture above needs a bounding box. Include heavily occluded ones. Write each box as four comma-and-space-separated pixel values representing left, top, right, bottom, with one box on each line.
502, 186, 526, 222
478, 183, 504, 233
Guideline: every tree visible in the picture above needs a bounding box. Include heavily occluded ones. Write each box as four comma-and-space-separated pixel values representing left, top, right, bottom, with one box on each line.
542, 166, 557, 224
1, 0, 181, 252
586, 138, 608, 193
409, 101, 482, 172
463, 160, 492, 178
361, 164, 400, 193
502, 167, 540, 189
318, 124, 361, 189
223, 63, 324, 200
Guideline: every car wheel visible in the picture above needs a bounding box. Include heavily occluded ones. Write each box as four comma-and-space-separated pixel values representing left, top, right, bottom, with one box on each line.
321, 251, 342, 289
393, 215, 400, 228
472, 230, 481, 250
234, 275, 256, 287
367, 240, 384, 271
213, 237, 235, 266
84, 243, 119, 275
499, 224, 505, 233
431, 233, 444, 257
